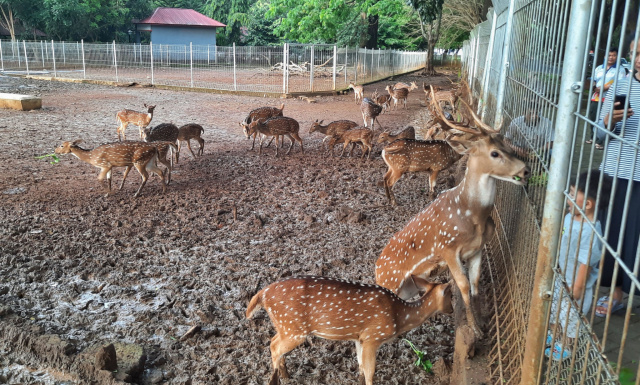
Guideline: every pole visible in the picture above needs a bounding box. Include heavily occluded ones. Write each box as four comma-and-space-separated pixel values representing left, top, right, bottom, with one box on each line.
283, 44, 287, 94
41, 41, 45, 69
354, 47, 358, 84
520, 0, 593, 381
51, 40, 57, 77
233, 43, 237, 91
23, 41, 29, 75
480, 11, 498, 119
113, 41, 118, 82
207, 45, 210, 66
0, 40, 4, 71
494, 0, 517, 128
377, 48, 380, 80
190, 42, 194, 88
371, 47, 374, 81
150, 42, 154, 84
62, 41, 66, 65
332, 45, 337, 91
81, 40, 86, 79
344, 46, 348, 85
285, 43, 289, 94
310, 45, 314, 92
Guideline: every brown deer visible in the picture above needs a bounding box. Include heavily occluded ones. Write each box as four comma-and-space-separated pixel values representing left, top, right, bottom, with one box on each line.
393, 81, 418, 91
246, 275, 453, 385
177, 123, 205, 161
360, 97, 383, 129
143, 123, 179, 184
371, 90, 391, 114
385, 85, 409, 110
309, 119, 359, 156
115, 104, 156, 141
375, 86, 530, 338
54, 139, 166, 197
244, 117, 303, 156
348, 81, 364, 105
240, 104, 285, 150
377, 126, 416, 145
332, 127, 374, 159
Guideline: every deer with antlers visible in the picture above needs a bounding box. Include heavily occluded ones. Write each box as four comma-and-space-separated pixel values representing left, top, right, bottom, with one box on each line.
374, 86, 530, 338
54, 140, 167, 197
246, 275, 453, 385
360, 97, 383, 129
115, 104, 156, 141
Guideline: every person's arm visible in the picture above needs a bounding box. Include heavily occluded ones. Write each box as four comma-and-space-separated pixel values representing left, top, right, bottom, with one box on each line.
572, 263, 590, 300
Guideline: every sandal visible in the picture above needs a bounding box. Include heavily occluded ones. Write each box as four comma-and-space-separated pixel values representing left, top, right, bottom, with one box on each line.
595, 296, 625, 317
545, 341, 571, 361
585, 139, 593, 144
595, 144, 604, 150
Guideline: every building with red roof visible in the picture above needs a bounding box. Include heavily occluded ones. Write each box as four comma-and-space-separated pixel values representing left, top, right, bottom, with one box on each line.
133, 8, 225, 46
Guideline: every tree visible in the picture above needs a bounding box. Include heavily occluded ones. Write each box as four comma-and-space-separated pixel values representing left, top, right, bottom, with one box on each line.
203, 0, 253, 45
438, 0, 484, 50
242, 0, 280, 46
0, 2, 16, 41
407, 0, 445, 74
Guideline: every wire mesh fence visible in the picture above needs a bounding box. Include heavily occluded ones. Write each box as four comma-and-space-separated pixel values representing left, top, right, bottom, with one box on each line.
0, 40, 426, 95
463, 0, 639, 384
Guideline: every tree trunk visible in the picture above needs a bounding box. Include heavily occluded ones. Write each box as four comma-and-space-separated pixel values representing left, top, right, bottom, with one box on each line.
365, 14, 379, 49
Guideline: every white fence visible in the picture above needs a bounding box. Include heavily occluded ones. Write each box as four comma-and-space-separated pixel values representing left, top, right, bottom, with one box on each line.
0, 40, 427, 94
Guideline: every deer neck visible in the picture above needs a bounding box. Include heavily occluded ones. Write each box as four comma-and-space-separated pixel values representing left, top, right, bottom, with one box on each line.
394, 294, 439, 335
455, 158, 497, 215
69, 146, 94, 163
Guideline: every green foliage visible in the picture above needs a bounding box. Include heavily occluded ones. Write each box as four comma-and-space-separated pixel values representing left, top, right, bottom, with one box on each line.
35, 153, 60, 164
242, 0, 280, 46
203, 0, 252, 45
403, 339, 433, 373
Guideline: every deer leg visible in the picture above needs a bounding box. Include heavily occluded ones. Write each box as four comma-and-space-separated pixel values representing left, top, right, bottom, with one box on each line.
133, 162, 150, 197
186, 140, 197, 160
428, 170, 439, 197
147, 157, 166, 193
383, 169, 403, 206
98, 168, 111, 196
120, 166, 133, 190
449, 250, 482, 338
340, 141, 349, 157
290, 133, 303, 154
157, 150, 172, 185
285, 134, 295, 155
197, 138, 204, 156
269, 333, 303, 385
360, 341, 379, 385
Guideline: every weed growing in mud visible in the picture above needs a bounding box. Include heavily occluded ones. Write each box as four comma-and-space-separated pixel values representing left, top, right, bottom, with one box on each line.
35, 153, 60, 164
404, 339, 433, 373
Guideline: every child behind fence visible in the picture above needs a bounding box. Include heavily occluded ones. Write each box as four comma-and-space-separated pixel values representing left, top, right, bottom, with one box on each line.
545, 170, 611, 360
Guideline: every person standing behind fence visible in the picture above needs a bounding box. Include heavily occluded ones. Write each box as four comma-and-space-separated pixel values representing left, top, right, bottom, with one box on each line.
587, 48, 628, 149
594, 38, 640, 317
504, 108, 555, 158
545, 170, 610, 360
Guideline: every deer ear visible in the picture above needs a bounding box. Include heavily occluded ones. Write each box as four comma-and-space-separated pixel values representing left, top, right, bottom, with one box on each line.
72, 139, 83, 146
410, 275, 436, 294
447, 137, 476, 154
144, 103, 148, 107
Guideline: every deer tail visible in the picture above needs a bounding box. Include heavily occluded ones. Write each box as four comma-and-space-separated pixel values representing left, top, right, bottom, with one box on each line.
246, 289, 264, 319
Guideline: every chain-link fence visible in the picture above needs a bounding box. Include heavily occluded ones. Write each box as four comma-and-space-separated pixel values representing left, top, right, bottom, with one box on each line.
0, 40, 426, 95
462, 0, 639, 384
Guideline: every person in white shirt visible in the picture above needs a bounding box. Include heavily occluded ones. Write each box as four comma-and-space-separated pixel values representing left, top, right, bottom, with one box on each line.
504, 109, 555, 157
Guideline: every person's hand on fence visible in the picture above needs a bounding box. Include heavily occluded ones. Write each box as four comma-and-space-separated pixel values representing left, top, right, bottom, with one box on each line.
604, 105, 634, 130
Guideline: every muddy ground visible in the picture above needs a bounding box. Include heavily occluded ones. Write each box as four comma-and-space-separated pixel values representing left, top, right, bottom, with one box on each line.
0, 71, 475, 384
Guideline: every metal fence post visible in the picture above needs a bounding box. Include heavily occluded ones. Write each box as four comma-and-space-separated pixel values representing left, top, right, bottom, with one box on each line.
494, 0, 516, 128
370, 48, 374, 81
150, 42, 154, 84
332, 45, 337, 91
377, 48, 380, 79
51, 40, 56, 77
519, 0, 593, 382
354, 47, 358, 84
207, 45, 210, 66
310, 45, 314, 92
0, 40, 4, 71
190, 42, 194, 88
480, 11, 498, 119
233, 42, 237, 91
40, 40, 45, 69
62, 41, 66, 65
344, 46, 348, 85
81, 40, 85, 79
285, 43, 289, 94
23, 40, 29, 75
113, 41, 118, 82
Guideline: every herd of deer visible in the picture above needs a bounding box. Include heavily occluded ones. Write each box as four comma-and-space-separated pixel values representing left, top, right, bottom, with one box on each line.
51, 79, 530, 385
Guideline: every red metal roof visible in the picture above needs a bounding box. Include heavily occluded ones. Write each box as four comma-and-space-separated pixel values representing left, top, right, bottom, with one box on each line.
137, 8, 226, 28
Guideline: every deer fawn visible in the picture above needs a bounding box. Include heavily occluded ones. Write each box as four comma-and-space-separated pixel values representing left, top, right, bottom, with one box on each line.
348, 82, 364, 105
309, 119, 358, 156
240, 104, 285, 150
377, 126, 416, 145
116, 104, 156, 141
54, 139, 166, 197
381, 139, 461, 205
244, 117, 303, 156
371, 90, 391, 114
142, 123, 179, 184
246, 275, 453, 385
375, 88, 530, 338
385, 85, 409, 110
177, 123, 205, 161
360, 97, 383, 129
332, 127, 374, 159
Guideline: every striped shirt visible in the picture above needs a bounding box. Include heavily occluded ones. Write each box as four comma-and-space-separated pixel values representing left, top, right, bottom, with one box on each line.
596, 75, 640, 181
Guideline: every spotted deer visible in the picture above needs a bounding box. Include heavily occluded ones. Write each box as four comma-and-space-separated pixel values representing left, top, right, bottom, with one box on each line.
245, 117, 303, 156
246, 275, 453, 385
348, 82, 364, 105
393, 81, 418, 91
177, 123, 205, 161
360, 97, 383, 129
371, 90, 391, 114
240, 104, 285, 150
309, 119, 359, 156
54, 139, 166, 197
374, 86, 530, 338
142, 123, 180, 184
377, 126, 416, 145
385, 85, 409, 110
115, 104, 156, 141
332, 127, 374, 159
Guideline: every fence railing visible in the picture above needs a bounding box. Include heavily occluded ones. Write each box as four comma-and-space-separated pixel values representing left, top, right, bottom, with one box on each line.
463, 0, 639, 385
0, 40, 427, 94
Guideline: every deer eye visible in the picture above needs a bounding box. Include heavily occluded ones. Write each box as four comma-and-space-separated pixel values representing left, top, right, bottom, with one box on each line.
491, 151, 500, 158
